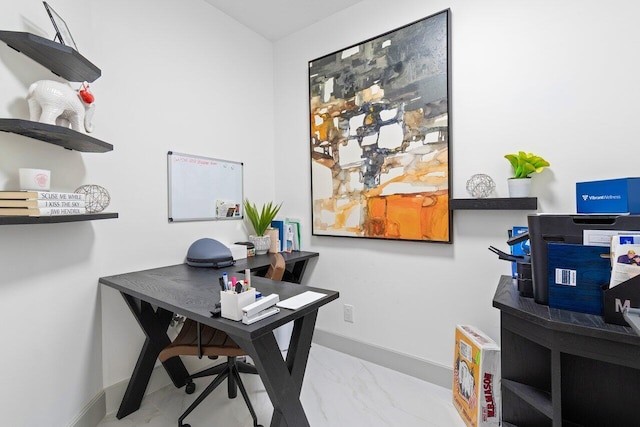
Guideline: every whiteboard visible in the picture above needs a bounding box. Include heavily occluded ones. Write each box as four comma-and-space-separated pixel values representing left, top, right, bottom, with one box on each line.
167, 151, 243, 222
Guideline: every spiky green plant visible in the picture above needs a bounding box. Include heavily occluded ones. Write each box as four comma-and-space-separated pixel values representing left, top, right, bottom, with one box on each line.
504, 151, 550, 179
243, 199, 282, 236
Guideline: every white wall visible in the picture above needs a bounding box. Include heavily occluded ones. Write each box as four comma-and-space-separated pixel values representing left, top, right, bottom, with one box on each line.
0, 0, 275, 425
3, 0, 640, 424
273, 0, 640, 370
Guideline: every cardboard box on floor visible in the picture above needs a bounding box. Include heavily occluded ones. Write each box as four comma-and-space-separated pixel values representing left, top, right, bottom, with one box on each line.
453, 325, 501, 427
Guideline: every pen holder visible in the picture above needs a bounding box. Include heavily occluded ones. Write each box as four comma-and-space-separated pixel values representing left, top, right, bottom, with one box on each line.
220, 289, 256, 321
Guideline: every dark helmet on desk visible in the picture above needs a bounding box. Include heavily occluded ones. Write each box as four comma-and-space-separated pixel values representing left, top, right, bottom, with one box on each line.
186, 238, 235, 268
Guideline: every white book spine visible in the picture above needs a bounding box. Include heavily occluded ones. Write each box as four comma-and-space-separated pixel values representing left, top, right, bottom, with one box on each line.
32, 207, 87, 216
36, 192, 85, 201
35, 200, 86, 208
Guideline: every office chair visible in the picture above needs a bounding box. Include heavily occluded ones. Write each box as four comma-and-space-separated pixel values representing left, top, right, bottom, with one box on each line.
158, 253, 286, 427
265, 251, 286, 281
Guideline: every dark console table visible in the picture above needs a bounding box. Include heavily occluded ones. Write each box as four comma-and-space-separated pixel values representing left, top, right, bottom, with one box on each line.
493, 276, 640, 427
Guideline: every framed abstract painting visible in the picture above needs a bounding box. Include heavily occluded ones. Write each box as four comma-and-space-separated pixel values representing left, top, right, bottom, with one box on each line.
308, 9, 452, 243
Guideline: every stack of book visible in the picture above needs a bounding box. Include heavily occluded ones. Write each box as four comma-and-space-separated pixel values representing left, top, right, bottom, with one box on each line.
0, 191, 87, 216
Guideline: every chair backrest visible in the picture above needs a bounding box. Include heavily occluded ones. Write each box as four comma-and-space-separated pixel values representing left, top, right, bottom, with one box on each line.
265, 253, 286, 281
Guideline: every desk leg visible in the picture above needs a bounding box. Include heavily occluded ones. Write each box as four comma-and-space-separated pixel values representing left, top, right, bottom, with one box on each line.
237, 311, 318, 427
289, 260, 309, 284
116, 293, 190, 419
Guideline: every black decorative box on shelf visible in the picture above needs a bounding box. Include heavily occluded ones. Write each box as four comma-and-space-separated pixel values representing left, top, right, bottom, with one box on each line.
450, 197, 537, 210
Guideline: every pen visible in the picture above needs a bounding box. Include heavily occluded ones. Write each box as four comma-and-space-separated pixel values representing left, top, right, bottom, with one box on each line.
245, 268, 251, 289
223, 272, 229, 290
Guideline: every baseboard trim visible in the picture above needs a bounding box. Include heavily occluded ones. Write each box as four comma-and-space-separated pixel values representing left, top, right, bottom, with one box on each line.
68, 391, 105, 427
104, 364, 174, 416
312, 329, 453, 390
77, 334, 450, 426
71, 365, 174, 427
103, 358, 222, 417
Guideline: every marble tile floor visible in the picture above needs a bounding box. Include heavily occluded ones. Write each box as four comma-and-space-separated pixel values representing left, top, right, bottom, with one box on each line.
98, 344, 466, 427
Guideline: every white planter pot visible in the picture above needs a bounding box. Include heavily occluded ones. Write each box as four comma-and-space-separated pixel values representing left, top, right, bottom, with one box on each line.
249, 235, 271, 255
507, 178, 532, 197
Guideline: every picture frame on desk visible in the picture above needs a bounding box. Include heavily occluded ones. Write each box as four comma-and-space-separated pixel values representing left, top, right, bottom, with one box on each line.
308, 9, 452, 243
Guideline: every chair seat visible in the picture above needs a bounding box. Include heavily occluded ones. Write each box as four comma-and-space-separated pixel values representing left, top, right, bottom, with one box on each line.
159, 319, 246, 362
157, 254, 285, 427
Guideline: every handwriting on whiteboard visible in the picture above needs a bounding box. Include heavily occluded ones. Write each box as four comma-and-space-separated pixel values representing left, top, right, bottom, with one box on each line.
173, 155, 238, 170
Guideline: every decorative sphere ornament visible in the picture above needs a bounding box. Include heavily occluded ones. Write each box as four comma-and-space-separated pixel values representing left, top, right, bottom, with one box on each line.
466, 174, 496, 198
74, 184, 110, 213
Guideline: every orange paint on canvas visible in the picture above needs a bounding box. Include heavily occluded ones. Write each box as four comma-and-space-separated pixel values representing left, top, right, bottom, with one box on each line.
365, 191, 449, 241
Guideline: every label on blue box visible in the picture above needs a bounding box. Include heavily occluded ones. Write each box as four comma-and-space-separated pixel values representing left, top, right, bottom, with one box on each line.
576, 178, 640, 214
554, 268, 577, 286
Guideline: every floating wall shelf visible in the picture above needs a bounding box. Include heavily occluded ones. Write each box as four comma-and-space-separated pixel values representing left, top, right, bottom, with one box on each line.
0, 119, 112, 152
450, 197, 537, 210
0, 30, 116, 225
0, 212, 118, 225
0, 31, 101, 82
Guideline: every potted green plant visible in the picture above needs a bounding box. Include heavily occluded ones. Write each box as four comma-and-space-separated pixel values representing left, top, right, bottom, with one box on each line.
243, 199, 282, 254
504, 151, 550, 197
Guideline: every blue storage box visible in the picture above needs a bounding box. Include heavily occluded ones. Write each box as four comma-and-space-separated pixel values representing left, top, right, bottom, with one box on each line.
576, 178, 640, 214
509, 226, 529, 278
547, 243, 611, 315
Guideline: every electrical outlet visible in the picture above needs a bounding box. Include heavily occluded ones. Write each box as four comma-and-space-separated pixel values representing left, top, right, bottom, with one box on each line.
344, 304, 354, 323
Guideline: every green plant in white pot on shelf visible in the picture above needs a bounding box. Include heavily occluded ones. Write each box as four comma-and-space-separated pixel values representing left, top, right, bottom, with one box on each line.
243, 199, 282, 254
504, 151, 550, 197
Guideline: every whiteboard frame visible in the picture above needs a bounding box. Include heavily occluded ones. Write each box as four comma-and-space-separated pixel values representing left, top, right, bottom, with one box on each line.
167, 151, 244, 222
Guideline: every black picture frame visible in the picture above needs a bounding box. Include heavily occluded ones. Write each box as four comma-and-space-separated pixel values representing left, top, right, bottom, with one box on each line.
43, 1, 78, 52
308, 9, 452, 243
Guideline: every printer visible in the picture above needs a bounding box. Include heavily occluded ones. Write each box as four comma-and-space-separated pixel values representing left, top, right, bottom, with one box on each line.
528, 214, 640, 304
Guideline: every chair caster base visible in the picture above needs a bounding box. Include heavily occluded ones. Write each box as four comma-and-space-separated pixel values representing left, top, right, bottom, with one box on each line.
185, 381, 195, 395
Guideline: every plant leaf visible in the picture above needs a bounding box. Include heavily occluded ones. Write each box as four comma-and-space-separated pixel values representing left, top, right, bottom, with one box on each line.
504, 154, 518, 170
505, 151, 549, 178
243, 199, 282, 236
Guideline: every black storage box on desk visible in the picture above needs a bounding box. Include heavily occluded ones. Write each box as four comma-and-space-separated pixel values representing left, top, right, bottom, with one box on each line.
527, 214, 640, 305
603, 275, 640, 326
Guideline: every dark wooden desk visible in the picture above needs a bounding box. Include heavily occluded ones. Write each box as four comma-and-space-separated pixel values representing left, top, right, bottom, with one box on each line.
234, 251, 319, 284
99, 251, 338, 427
493, 276, 640, 427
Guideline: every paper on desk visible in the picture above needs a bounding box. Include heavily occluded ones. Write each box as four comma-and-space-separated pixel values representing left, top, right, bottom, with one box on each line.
276, 291, 326, 310
583, 229, 639, 246
609, 239, 640, 288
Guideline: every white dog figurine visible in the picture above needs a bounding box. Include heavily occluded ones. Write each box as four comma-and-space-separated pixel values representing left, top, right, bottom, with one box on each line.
27, 80, 95, 133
